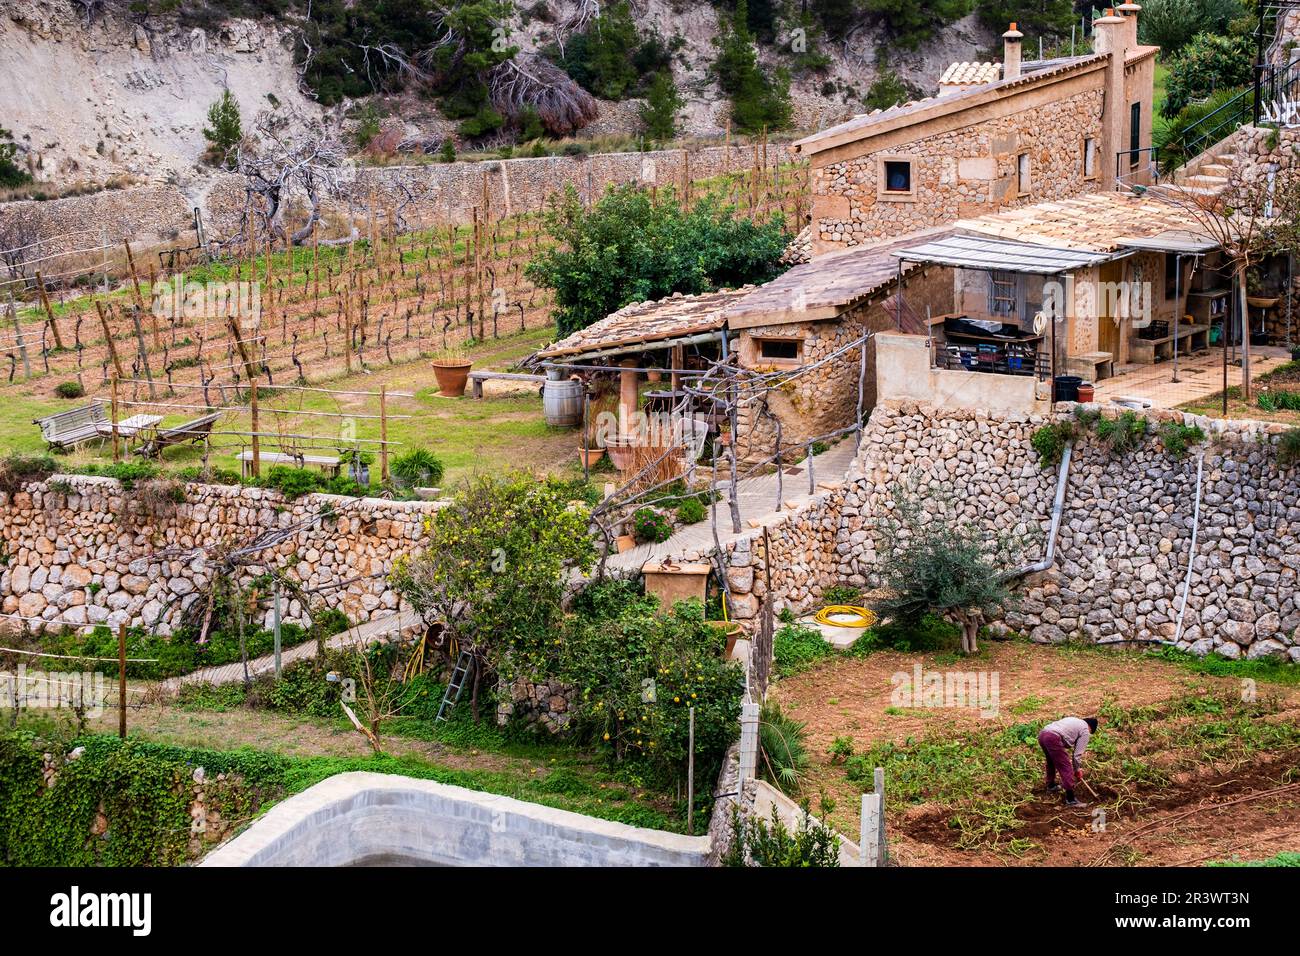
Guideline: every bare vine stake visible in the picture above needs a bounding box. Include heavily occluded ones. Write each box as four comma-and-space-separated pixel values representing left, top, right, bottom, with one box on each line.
118, 621, 127, 739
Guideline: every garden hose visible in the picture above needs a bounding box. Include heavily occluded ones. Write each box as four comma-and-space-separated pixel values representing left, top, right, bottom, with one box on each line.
813, 605, 877, 628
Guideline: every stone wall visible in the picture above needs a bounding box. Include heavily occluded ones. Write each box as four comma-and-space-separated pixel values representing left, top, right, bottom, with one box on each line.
811, 87, 1104, 250
0, 475, 443, 634
658, 403, 1300, 661
0, 185, 193, 262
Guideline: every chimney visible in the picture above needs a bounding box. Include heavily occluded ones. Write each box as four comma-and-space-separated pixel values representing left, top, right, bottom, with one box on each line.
1003, 23, 1023, 80
1094, 10, 1131, 189
1117, 3, 1142, 47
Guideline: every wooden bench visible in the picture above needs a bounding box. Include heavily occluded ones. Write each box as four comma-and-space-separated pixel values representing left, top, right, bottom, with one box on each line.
1065, 351, 1114, 382
468, 371, 546, 399
136, 412, 221, 459
1129, 322, 1210, 365
34, 401, 107, 450
239, 450, 341, 480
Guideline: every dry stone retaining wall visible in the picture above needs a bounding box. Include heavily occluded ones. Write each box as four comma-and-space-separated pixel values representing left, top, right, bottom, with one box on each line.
0, 476, 443, 634
659, 403, 1300, 661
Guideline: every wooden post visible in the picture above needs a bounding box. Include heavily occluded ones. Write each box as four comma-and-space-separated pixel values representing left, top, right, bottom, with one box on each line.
128, 305, 157, 399
124, 241, 161, 350
250, 379, 260, 478
379, 385, 389, 482
96, 300, 124, 379
110, 375, 121, 462
34, 271, 65, 350
117, 621, 127, 739
687, 705, 695, 835
874, 766, 887, 866
7, 292, 30, 380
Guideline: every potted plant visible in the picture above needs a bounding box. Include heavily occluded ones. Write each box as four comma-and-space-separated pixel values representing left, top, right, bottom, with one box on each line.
431, 343, 473, 396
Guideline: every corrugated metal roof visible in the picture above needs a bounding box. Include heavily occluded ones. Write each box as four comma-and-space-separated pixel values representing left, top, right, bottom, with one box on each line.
1114, 231, 1221, 253
891, 234, 1113, 274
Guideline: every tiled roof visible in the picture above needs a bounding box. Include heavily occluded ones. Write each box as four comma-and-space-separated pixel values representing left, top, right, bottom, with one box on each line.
954, 191, 1216, 253
723, 229, 953, 328
940, 62, 1001, 85
536, 287, 755, 359
793, 54, 1105, 154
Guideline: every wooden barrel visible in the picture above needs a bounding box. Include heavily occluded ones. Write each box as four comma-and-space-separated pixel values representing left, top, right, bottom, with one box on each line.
542, 375, 583, 428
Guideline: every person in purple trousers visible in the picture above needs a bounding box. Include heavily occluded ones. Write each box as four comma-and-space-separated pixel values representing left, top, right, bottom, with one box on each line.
1038, 715, 1098, 807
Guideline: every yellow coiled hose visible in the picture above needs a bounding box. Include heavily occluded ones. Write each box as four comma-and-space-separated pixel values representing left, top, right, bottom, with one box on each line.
813, 605, 877, 628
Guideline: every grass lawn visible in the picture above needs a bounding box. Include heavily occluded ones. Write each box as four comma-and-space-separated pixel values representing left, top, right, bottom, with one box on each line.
1177, 359, 1300, 427
7, 326, 589, 490
20, 692, 687, 833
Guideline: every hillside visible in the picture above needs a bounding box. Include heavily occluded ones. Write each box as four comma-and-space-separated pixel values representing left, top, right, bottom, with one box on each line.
0, 0, 1002, 195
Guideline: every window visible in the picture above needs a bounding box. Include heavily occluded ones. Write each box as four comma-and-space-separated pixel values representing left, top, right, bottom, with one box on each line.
1017, 153, 1031, 195
882, 159, 913, 194
1130, 102, 1141, 168
1083, 138, 1097, 178
756, 337, 802, 362
989, 271, 1017, 317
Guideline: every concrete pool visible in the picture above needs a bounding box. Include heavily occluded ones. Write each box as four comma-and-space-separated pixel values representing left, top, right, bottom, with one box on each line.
201, 771, 711, 867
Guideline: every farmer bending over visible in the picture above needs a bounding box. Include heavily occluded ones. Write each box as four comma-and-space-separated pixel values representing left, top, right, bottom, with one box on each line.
1038, 715, 1098, 807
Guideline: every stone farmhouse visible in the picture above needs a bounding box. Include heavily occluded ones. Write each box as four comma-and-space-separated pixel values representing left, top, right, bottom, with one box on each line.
538, 6, 1245, 456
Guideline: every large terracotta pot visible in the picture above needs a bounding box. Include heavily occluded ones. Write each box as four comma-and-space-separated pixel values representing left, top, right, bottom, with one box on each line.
606, 439, 636, 471
432, 360, 473, 397
577, 446, 605, 468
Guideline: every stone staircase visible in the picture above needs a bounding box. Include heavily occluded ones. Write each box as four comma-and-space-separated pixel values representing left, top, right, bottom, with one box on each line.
1175, 149, 1235, 198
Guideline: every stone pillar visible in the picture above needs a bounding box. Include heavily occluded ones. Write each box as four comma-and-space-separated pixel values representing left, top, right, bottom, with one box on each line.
1094, 10, 1131, 191
1002, 23, 1023, 81
618, 358, 639, 438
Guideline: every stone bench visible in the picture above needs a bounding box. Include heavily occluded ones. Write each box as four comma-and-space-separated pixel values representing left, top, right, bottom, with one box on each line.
1065, 351, 1114, 382
1129, 323, 1210, 365
468, 371, 546, 399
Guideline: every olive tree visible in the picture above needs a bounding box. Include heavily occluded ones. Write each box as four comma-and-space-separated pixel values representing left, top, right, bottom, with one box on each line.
872, 480, 1019, 655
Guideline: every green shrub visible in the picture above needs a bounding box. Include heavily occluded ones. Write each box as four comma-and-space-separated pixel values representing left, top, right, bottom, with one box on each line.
54, 381, 85, 399
558, 589, 744, 797
0, 453, 57, 494
631, 507, 673, 543
722, 805, 841, 867
676, 496, 707, 524
391, 448, 445, 487
1157, 421, 1206, 459
1095, 410, 1148, 456
1030, 421, 1076, 468
1258, 389, 1300, 412
773, 621, 832, 676
76, 460, 159, 490
1162, 32, 1254, 117
202, 89, 242, 169
869, 613, 960, 652
759, 702, 809, 794
863, 68, 922, 111
175, 465, 244, 486
1279, 428, 1300, 469
640, 71, 684, 140
0, 125, 31, 187
822, 583, 862, 605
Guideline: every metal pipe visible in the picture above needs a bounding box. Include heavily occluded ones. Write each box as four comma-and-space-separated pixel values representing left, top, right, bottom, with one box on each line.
1173, 449, 1206, 646
1004, 440, 1073, 580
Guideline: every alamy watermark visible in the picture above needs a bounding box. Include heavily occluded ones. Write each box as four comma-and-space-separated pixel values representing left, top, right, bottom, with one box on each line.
152, 274, 261, 325
890, 663, 1000, 718
0, 665, 106, 718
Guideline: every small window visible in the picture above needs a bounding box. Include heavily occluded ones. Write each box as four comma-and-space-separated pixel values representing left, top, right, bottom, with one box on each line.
1017, 153, 1031, 195
1130, 102, 1141, 167
1083, 138, 1097, 178
989, 271, 1016, 317
883, 160, 912, 193
757, 338, 801, 361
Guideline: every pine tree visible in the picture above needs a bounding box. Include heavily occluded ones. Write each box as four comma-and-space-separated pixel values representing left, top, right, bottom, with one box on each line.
202, 89, 243, 169
712, 0, 793, 134
640, 72, 683, 142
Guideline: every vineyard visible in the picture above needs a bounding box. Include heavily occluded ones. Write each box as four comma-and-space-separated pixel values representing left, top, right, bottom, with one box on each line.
0, 157, 811, 478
